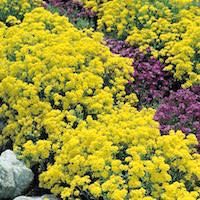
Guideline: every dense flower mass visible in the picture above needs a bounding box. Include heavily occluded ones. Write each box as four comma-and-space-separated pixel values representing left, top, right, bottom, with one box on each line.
30, 104, 200, 200
0, 7, 135, 149
155, 85, 200, 148
81, 0, 200, 87
105, 38, 177, 107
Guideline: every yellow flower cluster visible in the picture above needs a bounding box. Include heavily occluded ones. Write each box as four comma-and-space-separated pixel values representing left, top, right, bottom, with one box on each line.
0, 7, 135, 154
81, 0, 200, 87
0, 0, 42, 22
39, 104, 200, 199
81, 0, 109, 12
22, 140, 52, 166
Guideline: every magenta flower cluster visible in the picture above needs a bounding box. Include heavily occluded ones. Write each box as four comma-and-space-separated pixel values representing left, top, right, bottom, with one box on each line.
105, 38, 176, 107
46, 0, 96, 26
154, 85, 200, 148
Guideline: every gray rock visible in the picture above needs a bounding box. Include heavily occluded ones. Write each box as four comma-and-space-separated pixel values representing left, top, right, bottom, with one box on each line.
13, 197, 40, 200
14, 194, 59, 200
0, 150, 34, 199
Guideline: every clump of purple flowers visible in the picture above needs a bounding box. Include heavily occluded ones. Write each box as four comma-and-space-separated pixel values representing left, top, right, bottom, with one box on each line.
105, 38, 177, 108
45, 0, 96, 28
154, 85, 200, 148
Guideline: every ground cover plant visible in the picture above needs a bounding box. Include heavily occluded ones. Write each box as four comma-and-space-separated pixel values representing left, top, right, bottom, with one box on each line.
0, 0, 200, 200
45, 1, 181, 107
0, 7, 135, 149
55, 0, 200, 143
81, 0, 200, 88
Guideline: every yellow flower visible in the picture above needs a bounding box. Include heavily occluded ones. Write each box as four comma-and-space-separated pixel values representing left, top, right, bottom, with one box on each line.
88, 182, 101, 197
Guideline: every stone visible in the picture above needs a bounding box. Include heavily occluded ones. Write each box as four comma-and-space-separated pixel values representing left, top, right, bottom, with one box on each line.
0, 150, 34, 199
13, 197, 40, 200
14, 194, 59, 200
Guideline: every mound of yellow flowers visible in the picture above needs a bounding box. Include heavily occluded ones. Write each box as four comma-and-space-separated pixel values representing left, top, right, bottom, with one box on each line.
0, 8, 137, 145
81, 0, 200, 88
28, 104, 200, 199
0, 6, 200, 200
0, 7, 135, 153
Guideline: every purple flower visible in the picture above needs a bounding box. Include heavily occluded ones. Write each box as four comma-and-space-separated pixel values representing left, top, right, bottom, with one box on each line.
105, 38, 176, 107
47, 0, 96, 20
154, 85, 200, 149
